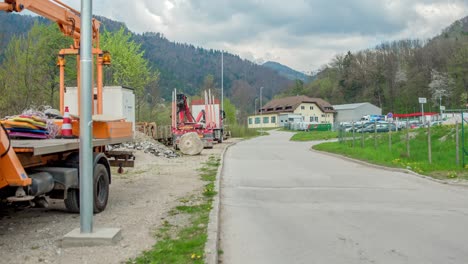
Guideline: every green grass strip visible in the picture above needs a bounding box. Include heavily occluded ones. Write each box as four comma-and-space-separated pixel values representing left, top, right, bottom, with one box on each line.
314, 125, 468, 180
129, 155, 220, 264
290, 131, 338, 141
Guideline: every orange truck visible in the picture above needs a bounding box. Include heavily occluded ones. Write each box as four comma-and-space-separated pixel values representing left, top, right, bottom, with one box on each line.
0, 123, 132, 212
0, 0, 133, 212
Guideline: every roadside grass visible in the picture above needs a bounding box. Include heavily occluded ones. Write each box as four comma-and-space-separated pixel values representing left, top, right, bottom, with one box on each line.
129, 155, 220, 264
313, 125, 468, 180
229, 123, 260, 138
290, 131, 338, 141
228, 123, 275, 139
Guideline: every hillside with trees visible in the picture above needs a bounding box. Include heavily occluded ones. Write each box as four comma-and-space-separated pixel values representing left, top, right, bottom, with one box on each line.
281, 15, 468, 114
0, 13, 291, 104
262, 61, 311, 82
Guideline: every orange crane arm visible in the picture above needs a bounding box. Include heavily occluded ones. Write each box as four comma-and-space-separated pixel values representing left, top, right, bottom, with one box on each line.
0, 0, 100, 48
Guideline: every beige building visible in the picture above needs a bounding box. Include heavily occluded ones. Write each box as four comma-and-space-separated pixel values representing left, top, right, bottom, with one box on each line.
247, 95, 336, 128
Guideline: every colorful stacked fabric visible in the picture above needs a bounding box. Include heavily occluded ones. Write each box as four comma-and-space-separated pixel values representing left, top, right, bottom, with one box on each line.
1, 115, 49, 139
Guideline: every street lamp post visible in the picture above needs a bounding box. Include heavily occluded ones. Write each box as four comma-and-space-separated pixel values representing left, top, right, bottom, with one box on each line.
254, 98, 258, 116
260, 86, 264, 134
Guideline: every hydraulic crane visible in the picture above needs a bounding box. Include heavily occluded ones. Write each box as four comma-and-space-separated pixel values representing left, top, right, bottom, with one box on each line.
0, 0, 130, 213
0, 0, 110, 115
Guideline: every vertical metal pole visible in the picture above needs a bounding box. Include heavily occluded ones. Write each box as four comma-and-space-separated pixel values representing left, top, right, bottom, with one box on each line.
254, 98, 257, 116
421, 103, 424, 125
97, 55, 103, 114
462, 112, 465, 168
361, 127, 364, 148
456, 121, 460, 166
221, 52, 224, 118
439, 96, 442, 117
427, 121, 432, 164
406, 120, 410, 157
260, 87, 263, 135
59, 61, 65, 115
79, 0, 94, 233
208, 89, 212, 125
352, 122, 355, 148
374, 120, 377, 149
388, 122, 392, 151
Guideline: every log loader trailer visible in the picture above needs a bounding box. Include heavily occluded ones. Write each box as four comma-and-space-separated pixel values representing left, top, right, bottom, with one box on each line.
0, 0, 132, 212
171, 90, 215, 149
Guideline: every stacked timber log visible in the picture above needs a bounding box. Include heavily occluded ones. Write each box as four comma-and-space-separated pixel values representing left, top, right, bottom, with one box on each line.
178, 132, 204, 156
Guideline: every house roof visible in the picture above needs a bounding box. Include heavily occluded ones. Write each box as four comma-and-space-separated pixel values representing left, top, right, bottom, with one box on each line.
261, 95, 336, 114
333, 103, 368, 110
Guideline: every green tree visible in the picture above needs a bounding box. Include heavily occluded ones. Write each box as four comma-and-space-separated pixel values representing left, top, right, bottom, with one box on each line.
222, 98, 237, 126
0, 23, 71, 115
101, 27, 159, 120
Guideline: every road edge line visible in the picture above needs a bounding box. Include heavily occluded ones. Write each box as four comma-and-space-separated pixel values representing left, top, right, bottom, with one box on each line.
204, 140, 239, 264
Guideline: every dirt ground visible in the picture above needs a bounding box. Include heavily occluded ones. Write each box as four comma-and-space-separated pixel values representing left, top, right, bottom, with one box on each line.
0, 139, 236, 264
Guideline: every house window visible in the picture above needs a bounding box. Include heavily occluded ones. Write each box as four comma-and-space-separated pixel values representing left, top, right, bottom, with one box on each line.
321, 114, 326, 117
271, 116, 276, 123
301, 106, 305, 110
285, 106, 292, 110
263, 117, 269, 124
310, 106, 314, 110
248, 118, 252, 125
255, 117, 260, 124
309, 117, 314, 122
315, 116, 318, 122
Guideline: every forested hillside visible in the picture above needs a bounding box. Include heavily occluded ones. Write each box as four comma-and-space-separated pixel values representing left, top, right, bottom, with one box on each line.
281, 15, 468, 114
0, 13, 291, 103
134, 33, 291, 100
262, 61, 310, 82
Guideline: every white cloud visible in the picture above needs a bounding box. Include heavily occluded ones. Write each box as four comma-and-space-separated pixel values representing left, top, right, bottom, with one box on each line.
60, 0, 468, 72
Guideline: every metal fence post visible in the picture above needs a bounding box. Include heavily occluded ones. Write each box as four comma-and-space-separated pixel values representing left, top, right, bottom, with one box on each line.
406, 120, 410, 158
374, 120, 377, 149
427, 121, 432, 164
361, 128, 364, 148
388, 122, 392, 151
463, 112, 465, 168
456, 120, 460, 166
352, 122, 355, 148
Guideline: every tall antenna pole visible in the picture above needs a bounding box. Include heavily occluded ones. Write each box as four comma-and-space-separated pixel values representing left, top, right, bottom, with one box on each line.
221, 51, 224, 115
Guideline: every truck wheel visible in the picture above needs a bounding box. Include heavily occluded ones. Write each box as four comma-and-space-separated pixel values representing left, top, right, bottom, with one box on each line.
93, 164, 109, 213
64, 164, 109, 213
64, 189, 80, 213
218, 130, 223, 143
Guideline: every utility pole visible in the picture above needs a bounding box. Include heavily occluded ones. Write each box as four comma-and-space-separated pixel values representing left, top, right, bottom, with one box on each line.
221, 51, 224, 118
260, 86, 264, 134
254, 98, 258, 116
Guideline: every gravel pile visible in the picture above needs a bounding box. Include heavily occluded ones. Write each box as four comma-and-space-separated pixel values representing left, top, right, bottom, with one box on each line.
112, 141, 179, 158
109, 131, 179, 158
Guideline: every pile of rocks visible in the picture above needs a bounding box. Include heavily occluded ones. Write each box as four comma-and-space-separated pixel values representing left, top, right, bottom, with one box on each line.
109, 131, 179, 158
111, 141, 179, 158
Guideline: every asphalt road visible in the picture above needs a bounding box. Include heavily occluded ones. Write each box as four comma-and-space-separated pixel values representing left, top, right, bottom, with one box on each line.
220, 130, 468, 264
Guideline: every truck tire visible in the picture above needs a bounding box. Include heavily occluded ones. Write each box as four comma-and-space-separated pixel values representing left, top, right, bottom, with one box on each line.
93, 164, 110, 213
64, 164, 110, 213
64, 188, 80, 213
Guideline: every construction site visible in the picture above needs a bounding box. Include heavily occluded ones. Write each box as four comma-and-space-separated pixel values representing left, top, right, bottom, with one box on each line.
0, 1, 232, 263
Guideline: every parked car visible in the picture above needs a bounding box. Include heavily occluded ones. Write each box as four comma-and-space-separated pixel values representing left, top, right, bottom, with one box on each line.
430, 121, 443, 127
358, 122, 397, 133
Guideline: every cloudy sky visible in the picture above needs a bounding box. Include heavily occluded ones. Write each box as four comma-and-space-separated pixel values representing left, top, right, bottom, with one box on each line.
64, 0, 467, 73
